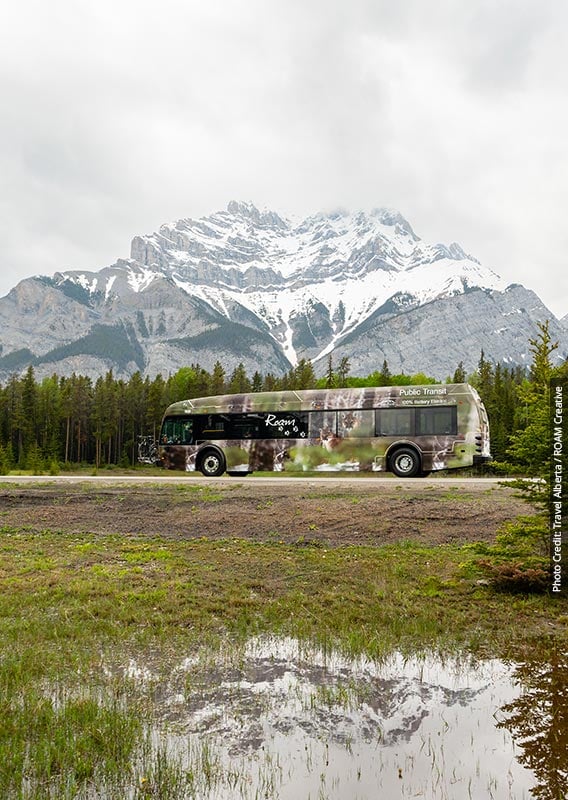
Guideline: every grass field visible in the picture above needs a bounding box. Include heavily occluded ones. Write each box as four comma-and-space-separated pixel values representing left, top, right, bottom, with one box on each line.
1, 489, 566, 798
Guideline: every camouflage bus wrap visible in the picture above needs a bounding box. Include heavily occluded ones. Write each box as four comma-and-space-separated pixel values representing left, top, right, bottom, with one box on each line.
157, 384, 490, 477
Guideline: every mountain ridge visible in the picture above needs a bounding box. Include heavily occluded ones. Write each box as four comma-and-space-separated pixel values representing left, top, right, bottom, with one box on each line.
1, 202, 566, 381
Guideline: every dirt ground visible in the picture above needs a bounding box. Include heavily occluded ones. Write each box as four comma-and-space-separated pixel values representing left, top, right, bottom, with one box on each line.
0, 479, 533, 547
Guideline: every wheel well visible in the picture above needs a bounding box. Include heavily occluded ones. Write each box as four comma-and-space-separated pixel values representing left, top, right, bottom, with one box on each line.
197, 446, 225, 469
386, 443, 422, 471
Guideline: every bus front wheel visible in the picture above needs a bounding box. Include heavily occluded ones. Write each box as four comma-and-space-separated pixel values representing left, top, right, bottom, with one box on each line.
199, 450, 226, 477
389, 447, 421, 478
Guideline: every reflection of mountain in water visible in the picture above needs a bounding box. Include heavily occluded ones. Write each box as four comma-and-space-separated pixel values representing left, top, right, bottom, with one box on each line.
159, 641, 486, 752
497, 644, 568, 800
116, 638, 537, 798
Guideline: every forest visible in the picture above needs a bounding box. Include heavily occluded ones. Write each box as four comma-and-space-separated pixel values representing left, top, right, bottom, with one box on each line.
0, 322, 564, 475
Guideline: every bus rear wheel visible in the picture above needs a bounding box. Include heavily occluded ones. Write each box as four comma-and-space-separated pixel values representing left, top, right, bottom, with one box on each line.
389, 447, 421, 478
199, 450, 226, 477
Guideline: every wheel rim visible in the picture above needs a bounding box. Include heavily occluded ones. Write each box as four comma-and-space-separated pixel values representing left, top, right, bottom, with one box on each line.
395, 454, 415, 474
203, 454, 220, 474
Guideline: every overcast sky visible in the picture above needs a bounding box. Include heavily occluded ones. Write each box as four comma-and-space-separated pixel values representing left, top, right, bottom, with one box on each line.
1, 0, 567, 317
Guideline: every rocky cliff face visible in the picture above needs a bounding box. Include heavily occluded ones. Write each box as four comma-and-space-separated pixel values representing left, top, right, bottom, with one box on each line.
330, 284, 565, 377
0, 202, 566, 381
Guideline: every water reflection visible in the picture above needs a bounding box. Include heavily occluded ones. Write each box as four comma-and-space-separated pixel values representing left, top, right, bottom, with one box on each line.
496, 642, 568, 800
114, 637, 564, 799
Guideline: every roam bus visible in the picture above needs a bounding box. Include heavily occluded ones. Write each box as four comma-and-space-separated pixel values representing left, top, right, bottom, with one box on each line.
154, 383, 490, 478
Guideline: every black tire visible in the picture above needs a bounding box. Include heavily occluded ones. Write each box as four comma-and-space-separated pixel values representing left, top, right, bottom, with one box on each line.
198, 449, 226, 477
389, 447, 421, 478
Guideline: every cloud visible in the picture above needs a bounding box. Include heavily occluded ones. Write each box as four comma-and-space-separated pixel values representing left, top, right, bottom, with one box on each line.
0, 0, 567, 317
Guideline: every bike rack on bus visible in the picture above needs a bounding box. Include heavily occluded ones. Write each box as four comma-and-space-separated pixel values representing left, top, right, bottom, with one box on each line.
137, 435, 161, 465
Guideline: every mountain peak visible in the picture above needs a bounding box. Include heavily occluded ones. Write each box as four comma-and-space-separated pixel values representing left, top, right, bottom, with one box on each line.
227, 200, 259, 217
370, 208, 418, 240
4, 201, 554, 384
226, 200, 288, 230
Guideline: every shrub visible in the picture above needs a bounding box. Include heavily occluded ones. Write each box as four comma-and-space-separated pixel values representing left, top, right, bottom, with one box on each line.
471, 515, 550, 594
478, 560, 550, 594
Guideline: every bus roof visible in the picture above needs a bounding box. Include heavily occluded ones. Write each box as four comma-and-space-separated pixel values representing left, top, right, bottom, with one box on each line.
164, 383, 480, 416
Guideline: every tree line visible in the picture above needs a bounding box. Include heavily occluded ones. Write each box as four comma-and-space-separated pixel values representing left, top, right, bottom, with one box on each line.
0, 326, 564, 473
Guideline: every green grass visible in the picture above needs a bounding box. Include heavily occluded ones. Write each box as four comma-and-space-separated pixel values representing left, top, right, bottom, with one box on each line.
1, 529, 565, 661
0, 689, 142, 798
1, 527, 566, 798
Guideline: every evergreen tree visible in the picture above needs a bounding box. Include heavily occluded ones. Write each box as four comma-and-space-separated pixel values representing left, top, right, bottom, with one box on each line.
146, 374, 167, 440
124, 371, 147, 464
474, 349, 494, 400
262, 373, 279, 392
337, 357, 351, 387
92, 371, 118, 465
195, 366, 211, 397
229, 363, 251, 394
18, 365, 38, 465
378, 359, 391, 386
507, 321, 558, 484
169, 367, 198, 402
325, 354, 336, 389
0, 442, 11, 475
72, 375, 93, 464
37, 375, 61, 461
295, 359, 317, 390
5, 376, 24, 465
211, 361, 226, 395
452, 361, 466, 383
25, 441, 44, 474
59, 376, 74, 464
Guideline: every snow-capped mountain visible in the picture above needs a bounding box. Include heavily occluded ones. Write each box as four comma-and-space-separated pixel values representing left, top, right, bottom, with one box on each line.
0, 201, 566, 380
126, 201, 508, 364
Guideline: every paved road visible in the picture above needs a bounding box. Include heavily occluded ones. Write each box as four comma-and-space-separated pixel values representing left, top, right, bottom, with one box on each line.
0, 474, 512, 487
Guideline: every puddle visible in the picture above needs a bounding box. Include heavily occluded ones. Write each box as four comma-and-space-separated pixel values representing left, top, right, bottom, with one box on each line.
112, 637, 567, 799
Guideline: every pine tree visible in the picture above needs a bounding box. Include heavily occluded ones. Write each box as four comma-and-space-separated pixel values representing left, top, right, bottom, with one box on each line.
295, 359, 317, 390
452, 361, 466, 383
378, 359, 391, 386
337, 357, 351, 387
169, 367, 199, 402
73, 375, 93, 464
38, 375, 61, 462
146, 374, 167, 440
0, 442, 10, 475
125, 371, 147, 464
19, 365, 38, 465
229, 363, 251, 394
211, 361, 226, 396
195, 366, 211, 397
507, 321, 558, 481
262, 373, 279, 392
474, 349, 494, 401
4, 376, 23, 466
325, 354, 336, 389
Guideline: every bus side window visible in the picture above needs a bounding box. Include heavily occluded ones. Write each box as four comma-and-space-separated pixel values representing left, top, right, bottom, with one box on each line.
375, 408, 414, 436
225, 413, 262, 439
417, 407, 457, 436
161, 417, 195, 444
181, 420, 194, 444
199, 415, 227, 439
160, 420, 170, 444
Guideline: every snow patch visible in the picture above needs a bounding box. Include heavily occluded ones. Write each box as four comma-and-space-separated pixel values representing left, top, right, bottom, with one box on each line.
127, 267, 158, 293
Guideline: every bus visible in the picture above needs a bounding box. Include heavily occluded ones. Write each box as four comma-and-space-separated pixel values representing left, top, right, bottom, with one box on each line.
155, 383, 490, 478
